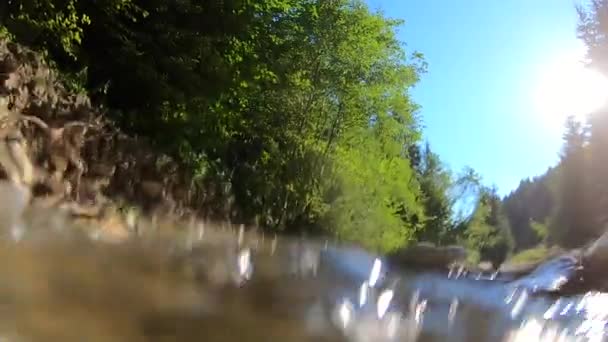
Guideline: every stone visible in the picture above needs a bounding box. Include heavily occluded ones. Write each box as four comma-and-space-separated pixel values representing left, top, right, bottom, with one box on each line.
477, 261, 494, 273
388, 243, 467, 270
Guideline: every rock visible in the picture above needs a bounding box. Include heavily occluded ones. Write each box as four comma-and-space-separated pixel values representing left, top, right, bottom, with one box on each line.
581, 229, 608, 290
498, 246, 566, 280
491, 232, 608, 294
583, 229, 608, 269
508, 251, 584, 294
495, 231, 608, 294
477, 261, 494, 273
497, 261, 541, 279
388, 243, 467, 270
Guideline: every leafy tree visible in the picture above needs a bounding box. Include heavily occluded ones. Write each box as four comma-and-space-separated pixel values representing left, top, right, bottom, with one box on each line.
1, 0, 141, 60
462, 187, 512, 267
530, 219, 549, 243
3, 0, 431, 252
415, 142, 454, 245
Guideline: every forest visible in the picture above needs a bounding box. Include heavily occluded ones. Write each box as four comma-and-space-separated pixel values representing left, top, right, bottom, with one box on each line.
1, 0, 606, 267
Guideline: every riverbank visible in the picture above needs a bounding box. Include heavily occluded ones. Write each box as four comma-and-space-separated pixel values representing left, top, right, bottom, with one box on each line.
0, 36, 225, 238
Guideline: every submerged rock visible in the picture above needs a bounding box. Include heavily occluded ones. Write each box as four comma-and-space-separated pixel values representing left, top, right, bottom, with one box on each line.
498, 261, 544, 280
387, 243, 467, 270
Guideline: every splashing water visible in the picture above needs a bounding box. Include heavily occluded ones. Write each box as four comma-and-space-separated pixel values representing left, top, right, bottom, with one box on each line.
0, 216, 605, 341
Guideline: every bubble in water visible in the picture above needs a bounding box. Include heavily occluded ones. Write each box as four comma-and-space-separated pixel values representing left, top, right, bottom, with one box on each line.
369, 258, 382, 288
409, 290, 421, 314
197, 222, 205, 240
271, 235, 277, 255
333, 299, 354, 330
237, 224, 244, 246
505, 286, 523, 305
10, 223, 24, 242
510, 289, 529, 319
415, 299, 427, 325
300, 247, 319, 277
377, 289, 394, 319
455, 264, 465, 279
126, 210, 137, 231
238, 249, 251, 274
448, 297, 459, 328
359, 281, 369, 308
232, 248, 253, 286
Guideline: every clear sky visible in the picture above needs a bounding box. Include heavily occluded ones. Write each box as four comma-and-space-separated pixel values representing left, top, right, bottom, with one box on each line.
365, 0, 586, 196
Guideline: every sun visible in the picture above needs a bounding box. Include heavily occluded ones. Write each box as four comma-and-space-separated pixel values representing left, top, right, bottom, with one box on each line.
534, 53, 608, 123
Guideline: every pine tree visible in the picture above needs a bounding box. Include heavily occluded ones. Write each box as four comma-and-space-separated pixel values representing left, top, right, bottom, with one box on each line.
550, 116, 593, 247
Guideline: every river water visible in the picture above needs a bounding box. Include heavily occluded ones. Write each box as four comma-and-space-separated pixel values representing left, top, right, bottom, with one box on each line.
0, 221, 605, 341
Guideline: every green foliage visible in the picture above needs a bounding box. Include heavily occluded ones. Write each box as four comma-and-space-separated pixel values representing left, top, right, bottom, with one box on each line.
0, 26, 11, 39
503, 170, 557, 251
9, 0, 581, 259
430, 1, 608, 258
501, 114, 603, 251
14, 0, 605, 259
501, 101, 608, 251
325, 128, 424, 252
530, 220, 549, 242
3, 0, 141, 59
415, 142, 455, 245
3, 0, 436, 252
461, 187, 512, 267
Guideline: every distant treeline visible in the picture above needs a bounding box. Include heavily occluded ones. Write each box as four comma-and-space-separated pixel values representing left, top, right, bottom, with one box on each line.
502, 1, 608, 254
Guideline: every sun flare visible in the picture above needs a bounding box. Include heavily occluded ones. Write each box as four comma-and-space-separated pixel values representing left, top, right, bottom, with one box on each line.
534, 53, 608, 122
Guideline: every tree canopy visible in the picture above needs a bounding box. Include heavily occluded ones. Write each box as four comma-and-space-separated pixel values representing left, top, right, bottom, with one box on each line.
6, 0, 604, 262
2, 0, 435, 252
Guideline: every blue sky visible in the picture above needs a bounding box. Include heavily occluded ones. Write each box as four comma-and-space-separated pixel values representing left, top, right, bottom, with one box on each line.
365, 0, 585, 196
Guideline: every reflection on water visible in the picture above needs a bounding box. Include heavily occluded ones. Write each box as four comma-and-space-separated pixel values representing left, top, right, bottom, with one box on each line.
0, 220, 606, 341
